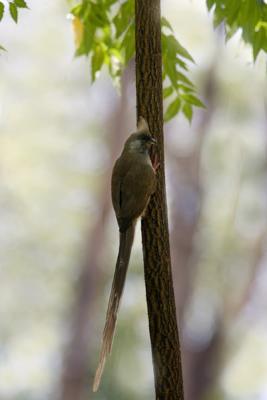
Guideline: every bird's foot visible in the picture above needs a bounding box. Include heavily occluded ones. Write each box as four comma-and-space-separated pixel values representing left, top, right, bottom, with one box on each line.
152, 153, 160, 172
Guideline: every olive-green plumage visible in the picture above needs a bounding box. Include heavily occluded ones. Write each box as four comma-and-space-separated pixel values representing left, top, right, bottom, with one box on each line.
93, 118, 156, 392
112, 134, 156, 232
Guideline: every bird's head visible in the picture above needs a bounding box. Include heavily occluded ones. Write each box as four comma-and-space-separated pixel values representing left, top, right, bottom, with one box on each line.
124, 132, 157, 154
124, 117, 157, 154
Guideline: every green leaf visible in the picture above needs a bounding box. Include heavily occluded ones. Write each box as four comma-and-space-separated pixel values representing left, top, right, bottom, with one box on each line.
176, 41, 195, 63
71, 3, 85, 18
182, 103, 193, 122
253, 28, 265, 60
163, 86, 174, 99
121, 23, 135, 64
14, 0, 28, 8
177, 72, 194, 87
90, 3, 109, 27
0, 2, 4, 21
168, 35, 195, 63
91, 45, 105, 82
182, 94, 206, 108
179, 84, 194, 93
109, 47, 123, 62
104, 0, 117, 5
164, 56, 179, 88
213, 8, 225, 28
207, 0, 267, 60
206, 0, 215, 11
9, 2, 18, 23
225, 24, 239, 41
113, 0, 134, 38
255, 21, 267, 32
0, 44, 6, 51
77, 24, 95, 56
227, 1, 241, 25
161, 17, 173, 32
164, 97, 181, 122
176, 56, 188, 71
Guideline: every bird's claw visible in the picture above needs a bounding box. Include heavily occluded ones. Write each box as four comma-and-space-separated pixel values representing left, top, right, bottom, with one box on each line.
152, 153, 160, 172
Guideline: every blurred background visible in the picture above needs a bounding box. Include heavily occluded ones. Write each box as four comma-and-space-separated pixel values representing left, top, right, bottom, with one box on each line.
0, 0, 267, 399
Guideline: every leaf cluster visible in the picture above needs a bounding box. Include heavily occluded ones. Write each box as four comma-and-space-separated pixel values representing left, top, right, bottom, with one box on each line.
161, 19, 205, 122
207, 0, 267, 60
0, 0, 28, 50
0, 0, 28, 24
71, 0, 204, 122
71, 0, 134, 84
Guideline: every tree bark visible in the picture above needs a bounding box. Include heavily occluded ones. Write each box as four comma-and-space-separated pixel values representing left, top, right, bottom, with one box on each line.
135, 1, 184, 399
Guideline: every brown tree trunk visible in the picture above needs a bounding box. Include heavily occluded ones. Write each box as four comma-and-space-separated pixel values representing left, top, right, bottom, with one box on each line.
135, 1, 184, 399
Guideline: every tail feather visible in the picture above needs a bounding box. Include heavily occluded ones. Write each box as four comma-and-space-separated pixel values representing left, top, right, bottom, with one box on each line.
93, 223, 135, 392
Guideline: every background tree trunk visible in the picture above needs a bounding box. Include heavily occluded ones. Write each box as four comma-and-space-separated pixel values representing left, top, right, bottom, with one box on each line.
135, 1, 184, 398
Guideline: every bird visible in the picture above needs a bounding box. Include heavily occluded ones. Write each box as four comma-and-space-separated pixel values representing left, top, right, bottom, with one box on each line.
92, 117, 157, 392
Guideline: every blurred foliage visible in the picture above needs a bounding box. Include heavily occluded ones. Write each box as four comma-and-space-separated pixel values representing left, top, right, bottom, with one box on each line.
70, 0, 204, 122
207, 0, 267, 60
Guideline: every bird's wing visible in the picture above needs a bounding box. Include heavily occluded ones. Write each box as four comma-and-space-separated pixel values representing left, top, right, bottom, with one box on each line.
111, 157, 123, 218
112, 155, 155, 231
118, 161, 156, 230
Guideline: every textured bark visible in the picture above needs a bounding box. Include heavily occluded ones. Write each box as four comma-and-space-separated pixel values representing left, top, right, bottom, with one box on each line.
135, 1, 184, 399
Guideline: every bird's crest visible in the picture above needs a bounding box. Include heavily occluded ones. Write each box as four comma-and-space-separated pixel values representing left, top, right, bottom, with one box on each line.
137, 116, 149, 132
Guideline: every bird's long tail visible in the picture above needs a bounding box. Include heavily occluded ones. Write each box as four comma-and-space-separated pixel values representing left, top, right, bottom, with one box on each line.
92, 223, 136, 392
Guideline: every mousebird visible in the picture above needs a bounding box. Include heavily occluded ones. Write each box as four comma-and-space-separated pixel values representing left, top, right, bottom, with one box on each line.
93, 117, 157, 391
